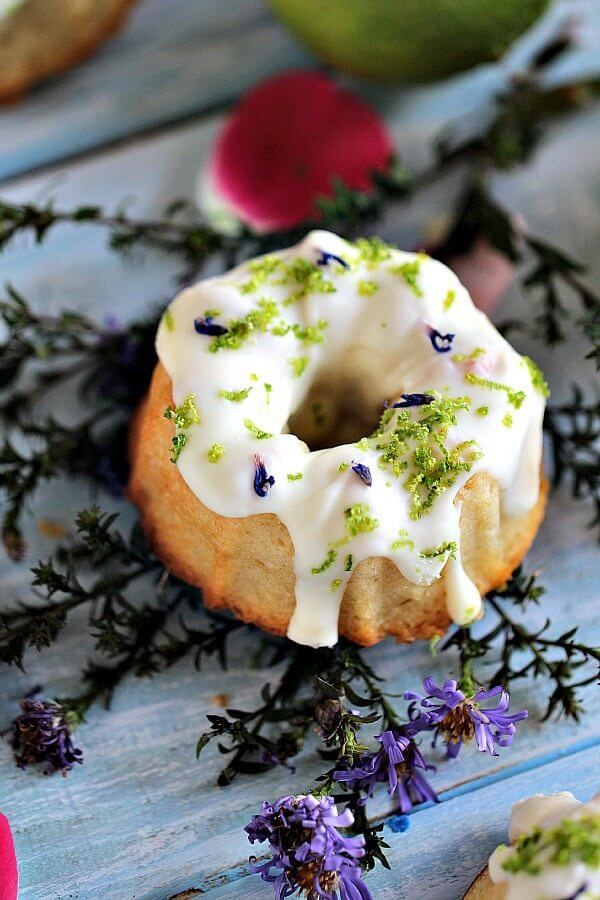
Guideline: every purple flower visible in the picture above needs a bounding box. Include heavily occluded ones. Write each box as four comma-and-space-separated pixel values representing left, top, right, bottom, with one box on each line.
428, 328, 455, 353
12, 699, 83, 776
245, 793, 372, 900
351, 463, 372, 486
386, 393, 435, 409
405, 677, 527, 758
317, 250, 350, 269
194, 315, 229, 336
334, 730, 437, 815
254, 453, 275, 497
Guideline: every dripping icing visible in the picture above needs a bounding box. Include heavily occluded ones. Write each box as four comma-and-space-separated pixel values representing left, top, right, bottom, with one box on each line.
155, 230, 546, 647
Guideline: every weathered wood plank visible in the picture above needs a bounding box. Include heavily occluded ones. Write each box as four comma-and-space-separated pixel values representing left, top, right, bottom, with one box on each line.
0, 0, 311, 182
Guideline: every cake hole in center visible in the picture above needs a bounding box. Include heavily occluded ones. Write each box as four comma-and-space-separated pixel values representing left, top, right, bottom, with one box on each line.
287, 378, 383, 451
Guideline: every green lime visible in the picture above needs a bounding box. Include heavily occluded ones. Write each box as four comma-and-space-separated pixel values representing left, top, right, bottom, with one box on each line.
269, 0, 549, 82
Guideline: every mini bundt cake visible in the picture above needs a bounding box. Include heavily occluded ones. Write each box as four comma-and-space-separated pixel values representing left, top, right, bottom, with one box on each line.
128, 231, 548, 647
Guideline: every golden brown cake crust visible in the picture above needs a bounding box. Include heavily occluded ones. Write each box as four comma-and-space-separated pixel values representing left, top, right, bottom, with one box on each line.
463, 867, 507, 899
127, 363, 548, 647
0, 0, 139, 103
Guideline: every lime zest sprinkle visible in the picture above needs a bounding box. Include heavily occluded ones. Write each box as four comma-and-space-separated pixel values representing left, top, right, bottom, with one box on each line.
238, 256, 281, 293
244, 419, 273, 440
311, 548, 337, 575
390, 259, 423, 297
344, 554, 353, 572
345, 503, 379, 537
169, 433, 187, 464
163, 394, 201, 463
373, 393, 481, 519
163, 309, 174, 331
452, 347, 485, 362
354, 236, 394, 266
250, 372, 259, 382
502, 412, 513, 428
164, 394, 201, 429
289, 356, 309, 377
207, 443, 225, 463
358, 279, 379, 297
330, 578, 343, 593
501, 814, 600, 876
338, 462, 349, 472
280, 257, 337, 304
355, 437, 369, 452
443, 289, 456, 311
464, 371, 526, 408
264, 383, 272, 403
218, 386, 252, 402
420, 540, 457, 560
287, 472, 303, 481
208, 298, 281, 352
203, 308, 222, 319
391, 529, 415, 551
476, 406, 489, 417
522, 355, 550, 397
291, 319, 328, 345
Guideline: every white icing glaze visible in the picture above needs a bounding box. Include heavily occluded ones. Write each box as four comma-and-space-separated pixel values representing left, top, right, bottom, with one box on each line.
489, 791, 600, 899
155, 230, 546, 647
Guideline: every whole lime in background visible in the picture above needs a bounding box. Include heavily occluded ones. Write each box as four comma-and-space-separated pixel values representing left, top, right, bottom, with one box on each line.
268, 0, 550, 83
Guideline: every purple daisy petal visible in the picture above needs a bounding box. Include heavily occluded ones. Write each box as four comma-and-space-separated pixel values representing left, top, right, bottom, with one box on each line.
428, 327, 455, 353
351, 462, 372, 486
194, 315, 229, 336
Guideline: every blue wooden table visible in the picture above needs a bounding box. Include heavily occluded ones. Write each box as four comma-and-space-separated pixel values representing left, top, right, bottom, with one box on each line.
0, 1, 599, 897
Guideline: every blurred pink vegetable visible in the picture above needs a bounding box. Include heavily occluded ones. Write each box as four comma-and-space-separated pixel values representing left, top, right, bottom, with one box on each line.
204, 70, 393, 232
0, 813, 18, 900
449, 238, 516, 315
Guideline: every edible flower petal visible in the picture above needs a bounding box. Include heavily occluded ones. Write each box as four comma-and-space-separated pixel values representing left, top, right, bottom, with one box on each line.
351, 462, 372, 486
194, 316, 229, 337
253, 453, 275, 498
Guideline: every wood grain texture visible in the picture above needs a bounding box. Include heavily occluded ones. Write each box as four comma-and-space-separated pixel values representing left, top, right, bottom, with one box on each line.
0, 10, 599, 896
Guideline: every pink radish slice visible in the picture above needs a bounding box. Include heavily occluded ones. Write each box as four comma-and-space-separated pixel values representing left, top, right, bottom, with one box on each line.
0, 813, 18, 900
207, 70, 394, 232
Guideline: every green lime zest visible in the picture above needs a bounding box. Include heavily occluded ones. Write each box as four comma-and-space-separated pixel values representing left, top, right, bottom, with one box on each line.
390, 258, 424, 297
420, 540, 457, 560
374, 394, 481, 519
207, 443, 225, 463
522, 355, 550, 398
464, 371, 526, 408
218, 387, 252, 402
289, 356, 309, 378
244, 419, 273, 440
330, 578, 343, 593
164, 394, 200, 429
311, 548, 337, 575
209, 299, 281, 351
443, 289, 456, 311
355, 236, 395, 266
502, 814, 600, 876
163, 309, 174, 331
452, 347, 485, 362
358, 279, 379, 297
287, 472, 303, 481
344, 554, 353, 572
345, 503, 379, 537
238, 256, 281, 293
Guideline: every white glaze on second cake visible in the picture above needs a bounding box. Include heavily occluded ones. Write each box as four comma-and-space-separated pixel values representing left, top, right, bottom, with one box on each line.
488, 791, 600, 899
155, 230, 547, 647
